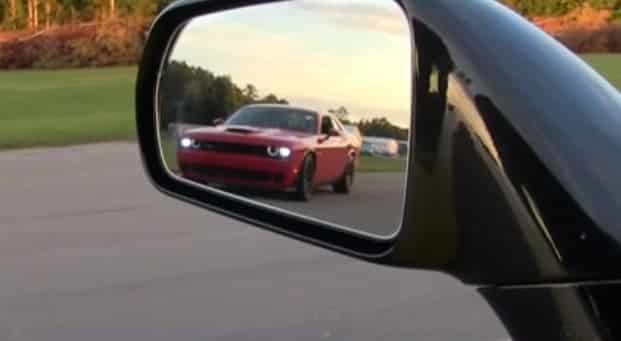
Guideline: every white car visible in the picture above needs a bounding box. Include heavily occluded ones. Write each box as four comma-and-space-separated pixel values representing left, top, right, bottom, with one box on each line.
361, 137, 399, 157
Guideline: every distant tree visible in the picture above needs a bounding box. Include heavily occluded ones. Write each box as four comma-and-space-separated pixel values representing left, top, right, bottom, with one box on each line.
242, 84, 258, 102
8, 0, 17, 27
499, 0, 621, 17
328, 106, 349, 121
0, 0, 176, 30
158, 61, 288, 128
257, 93, 288, 105
26, 0, 35, 30
44, 0, 52, 29
357, 117, 408, 140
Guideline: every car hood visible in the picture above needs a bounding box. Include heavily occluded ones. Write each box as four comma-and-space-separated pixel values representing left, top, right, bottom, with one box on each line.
183, 125, 313, 145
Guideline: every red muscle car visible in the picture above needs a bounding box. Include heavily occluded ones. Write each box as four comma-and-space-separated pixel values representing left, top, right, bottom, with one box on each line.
176, 104, 359, 201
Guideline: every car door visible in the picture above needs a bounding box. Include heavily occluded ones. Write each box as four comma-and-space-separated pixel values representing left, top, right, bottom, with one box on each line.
314, 115, 342, 184
330, 117, 350, 178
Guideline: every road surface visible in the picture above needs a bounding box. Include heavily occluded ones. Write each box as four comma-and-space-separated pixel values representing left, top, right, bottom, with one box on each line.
223, 172, 405, 236
0, 142, 509, 341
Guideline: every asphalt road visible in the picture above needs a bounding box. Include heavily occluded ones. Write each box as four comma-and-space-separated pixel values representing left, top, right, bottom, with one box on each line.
229, 172, 405, 236
0, 142, 509, 341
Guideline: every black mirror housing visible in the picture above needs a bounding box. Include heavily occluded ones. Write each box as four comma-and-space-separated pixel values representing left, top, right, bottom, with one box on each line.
137, 0, 621, 286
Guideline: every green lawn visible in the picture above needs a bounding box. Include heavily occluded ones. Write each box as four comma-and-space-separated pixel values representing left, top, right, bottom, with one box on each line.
0, 54, 619, 150
0, 67, 137, 149
583, 54, 621, 90
358, 155, 406, 173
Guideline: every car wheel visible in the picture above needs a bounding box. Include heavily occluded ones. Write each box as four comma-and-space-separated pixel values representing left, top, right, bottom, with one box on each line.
333, 163, 354, 194
293, 155, 315, 201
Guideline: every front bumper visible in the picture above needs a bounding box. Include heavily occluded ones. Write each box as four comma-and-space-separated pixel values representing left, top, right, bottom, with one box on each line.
177, 149, 302, 191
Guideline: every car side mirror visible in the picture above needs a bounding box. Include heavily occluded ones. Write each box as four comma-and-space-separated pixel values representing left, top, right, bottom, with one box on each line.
136, 0, 621, 287
328, 128, 340, 137
212, 118, 225, 126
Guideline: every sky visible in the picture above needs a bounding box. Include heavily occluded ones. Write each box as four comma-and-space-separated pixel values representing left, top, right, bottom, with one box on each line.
169, 0, 411, 127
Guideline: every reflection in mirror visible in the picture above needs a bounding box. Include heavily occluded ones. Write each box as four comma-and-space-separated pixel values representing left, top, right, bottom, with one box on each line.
158, 0, 411, 237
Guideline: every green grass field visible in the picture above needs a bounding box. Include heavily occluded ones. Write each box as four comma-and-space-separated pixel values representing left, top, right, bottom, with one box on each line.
582, 54, 621, 90
359, 155, 407, 172
0, 54, 619, 151
0, 67, 137, 149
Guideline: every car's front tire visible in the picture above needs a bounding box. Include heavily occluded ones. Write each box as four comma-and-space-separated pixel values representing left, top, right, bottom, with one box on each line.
333, 162, 354, 194
293, 155, 315, 201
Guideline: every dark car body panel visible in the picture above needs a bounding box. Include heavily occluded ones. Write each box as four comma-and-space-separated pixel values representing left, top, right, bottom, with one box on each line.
481, 282, 621, 341
394, 0, 621, 285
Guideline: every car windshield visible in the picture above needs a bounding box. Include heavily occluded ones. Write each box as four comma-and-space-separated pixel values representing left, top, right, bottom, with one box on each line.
226, 107, 318, 133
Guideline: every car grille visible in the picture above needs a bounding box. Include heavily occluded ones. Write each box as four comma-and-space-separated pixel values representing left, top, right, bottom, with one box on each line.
184, 165, 284, 183
195, 140, 268, 157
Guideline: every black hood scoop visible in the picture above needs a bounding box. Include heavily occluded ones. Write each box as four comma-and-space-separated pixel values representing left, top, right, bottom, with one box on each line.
225, 126, 259, 134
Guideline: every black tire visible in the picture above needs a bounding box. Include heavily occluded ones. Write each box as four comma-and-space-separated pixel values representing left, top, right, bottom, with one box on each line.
293, 155, 315, 201
333, 163, 354, 194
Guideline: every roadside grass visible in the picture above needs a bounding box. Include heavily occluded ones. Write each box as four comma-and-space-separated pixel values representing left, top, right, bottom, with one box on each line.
0, 67, 137, 149
582, 54, 621, 89
359, 155, 407, 173
0, 54, 619, 150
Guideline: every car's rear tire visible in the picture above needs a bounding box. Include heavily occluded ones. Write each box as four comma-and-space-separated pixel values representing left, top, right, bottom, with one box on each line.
293, 155, 315, 201
333, 163, 354, 194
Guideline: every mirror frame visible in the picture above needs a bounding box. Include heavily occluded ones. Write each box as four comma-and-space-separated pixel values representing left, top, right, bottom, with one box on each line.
137, 0, 411, 261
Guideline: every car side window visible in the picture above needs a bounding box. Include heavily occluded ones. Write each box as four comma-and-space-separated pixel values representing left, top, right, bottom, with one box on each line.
321, 116, 333, 135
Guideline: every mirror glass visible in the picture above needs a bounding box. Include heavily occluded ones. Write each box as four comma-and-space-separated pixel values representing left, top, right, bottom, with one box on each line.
157, 0, 411, 237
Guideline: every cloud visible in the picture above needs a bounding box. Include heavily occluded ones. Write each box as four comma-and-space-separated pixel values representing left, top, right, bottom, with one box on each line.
291, 0, 409, 36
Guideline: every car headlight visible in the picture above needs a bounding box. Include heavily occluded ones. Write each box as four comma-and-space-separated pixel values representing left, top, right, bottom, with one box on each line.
267, 146, 292, 159
278, 147, 292, 158
180, 137, 197, 149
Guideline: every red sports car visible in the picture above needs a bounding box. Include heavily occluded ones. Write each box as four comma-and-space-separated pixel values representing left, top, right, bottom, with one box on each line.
176, 104, 359, 201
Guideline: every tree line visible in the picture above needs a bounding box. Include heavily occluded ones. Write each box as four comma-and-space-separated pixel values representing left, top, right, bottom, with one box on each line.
0, 0, 171, 30
0, 0, 174, 68
159, 60, 288, 129
328, 107, 409, 141
356, 117, 409, 141
1, 0, 619, 33
2, 0, 618, 32
501, 0, 621, 17
1, 0, 618, 69
159, 61, 409, 140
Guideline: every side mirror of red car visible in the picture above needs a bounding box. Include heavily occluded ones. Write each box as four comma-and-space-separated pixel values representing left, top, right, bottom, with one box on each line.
328, 128, 340, 137
212, 118, 225, 126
